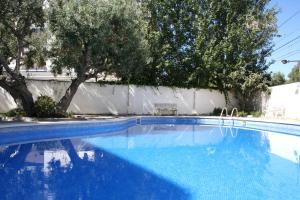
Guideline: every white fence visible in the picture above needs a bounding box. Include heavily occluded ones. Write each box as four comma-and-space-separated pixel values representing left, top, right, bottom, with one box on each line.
0, 80, 236, 115
262, 82, 300, 119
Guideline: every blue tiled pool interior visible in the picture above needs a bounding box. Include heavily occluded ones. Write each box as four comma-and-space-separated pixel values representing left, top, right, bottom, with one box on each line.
0, 118, 300, 200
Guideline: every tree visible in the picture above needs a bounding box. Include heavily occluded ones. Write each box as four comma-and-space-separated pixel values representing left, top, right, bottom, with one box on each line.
270, 72, 285, 86
143, 0, 276, 111
0, 0, 45, 116
143, 0, 200, 87
230, 68, 269, 112
287, 62, 300, 83
193, 0, 277, 110
49, 0, 148, 113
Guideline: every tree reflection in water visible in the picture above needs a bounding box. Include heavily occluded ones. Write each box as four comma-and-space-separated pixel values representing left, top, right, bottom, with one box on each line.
0, 139, 190, 200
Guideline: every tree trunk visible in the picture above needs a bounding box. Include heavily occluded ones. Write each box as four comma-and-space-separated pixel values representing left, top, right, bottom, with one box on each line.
61, 139, 82, 164
14, 38, 22, 72
56, 45, 92, 114
56, 77, 85, 114
0, 77, 35, 116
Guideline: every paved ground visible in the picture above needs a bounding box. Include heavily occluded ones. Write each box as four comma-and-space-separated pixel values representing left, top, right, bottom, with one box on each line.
0, 115, 119, 128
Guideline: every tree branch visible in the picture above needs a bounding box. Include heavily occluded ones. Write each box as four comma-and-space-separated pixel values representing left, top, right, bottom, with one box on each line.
14, 38, 23, 72
78, 44, 92, 80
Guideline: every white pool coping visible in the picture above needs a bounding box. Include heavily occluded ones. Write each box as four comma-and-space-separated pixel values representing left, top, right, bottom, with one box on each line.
1, 116, 300, 129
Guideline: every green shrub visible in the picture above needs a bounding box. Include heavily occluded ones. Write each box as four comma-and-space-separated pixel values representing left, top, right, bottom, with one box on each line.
5, 108, 26, 117
34, 95, 57, 118
237, 111, 248, 117
250, 111, 262, 118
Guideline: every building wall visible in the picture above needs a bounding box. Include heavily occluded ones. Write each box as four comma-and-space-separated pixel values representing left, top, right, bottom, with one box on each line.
262, 82, 300, 119
0, 80, 236, 115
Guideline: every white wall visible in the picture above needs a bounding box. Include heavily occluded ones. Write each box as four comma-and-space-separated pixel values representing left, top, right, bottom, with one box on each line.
128, 86, 195, 115
0, 80, 236, 115
69, 84, 129, 115
0, 87, 16, 112
262, 82, 300, 119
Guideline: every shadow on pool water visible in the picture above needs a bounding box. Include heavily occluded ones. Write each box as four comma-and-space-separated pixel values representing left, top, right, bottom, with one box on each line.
0, 139, 190, 200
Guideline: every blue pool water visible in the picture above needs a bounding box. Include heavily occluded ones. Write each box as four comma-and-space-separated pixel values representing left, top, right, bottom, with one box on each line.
1, 122, 300, 200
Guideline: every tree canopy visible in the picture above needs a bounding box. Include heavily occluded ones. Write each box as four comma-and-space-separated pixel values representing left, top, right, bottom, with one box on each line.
0, 0, 45, 116
48, 0, 148, 112
270, 72, 285, 86
0, 0, 278, 115
143, 0, 200, 87
287, 62, 300, 83
142, 0, 277, 111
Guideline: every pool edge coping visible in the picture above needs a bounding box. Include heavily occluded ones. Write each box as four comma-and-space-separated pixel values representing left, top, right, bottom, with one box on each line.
0, 115, 300, 129
0, 116, 300, 146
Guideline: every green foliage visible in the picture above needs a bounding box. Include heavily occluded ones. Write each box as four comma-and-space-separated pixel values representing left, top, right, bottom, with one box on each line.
49, 0, 148, 82
0, 0, 278, 115
229, 67, 270, 112
270, 72, 286, 86
23, 31, 49, 69
5, 108, 27, 117
143, 0, 201, 87
34, 96, 57, 118
195, 0, 276, 108
0, 0, 45, 116
287, 63, 300, 83
0, 0, 45, 67
142, 0, 277, 111
250, 111, 262, 117
237, 111, 248, 117
48, 0, 150, 112
210, 108, 262, 117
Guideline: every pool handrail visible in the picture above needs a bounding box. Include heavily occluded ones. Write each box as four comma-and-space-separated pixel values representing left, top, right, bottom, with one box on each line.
220, 107, 228, 118
231, 108, 238, 117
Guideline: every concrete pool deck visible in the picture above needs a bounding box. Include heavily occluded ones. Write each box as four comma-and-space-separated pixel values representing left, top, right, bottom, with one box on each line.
0, 115, 119, 128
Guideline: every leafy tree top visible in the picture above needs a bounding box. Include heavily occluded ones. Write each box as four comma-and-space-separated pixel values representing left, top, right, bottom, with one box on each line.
0, 0, 45, 116
270, 71, 285, 86
49, 0, 148, 82
0, 0, 44, 71
287, 62, 300, 83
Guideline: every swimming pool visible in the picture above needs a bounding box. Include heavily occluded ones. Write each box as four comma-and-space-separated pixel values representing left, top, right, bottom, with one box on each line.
0, 117, 300, 200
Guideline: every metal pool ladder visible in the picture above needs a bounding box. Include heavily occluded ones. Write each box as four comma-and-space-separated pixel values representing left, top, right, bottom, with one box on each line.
230, 107, 239, 137
219, 107, 228, 125
219, 107, 239, 122
219, 107, 239, 137
220, 107, 228, 118
230, 107, 238, 117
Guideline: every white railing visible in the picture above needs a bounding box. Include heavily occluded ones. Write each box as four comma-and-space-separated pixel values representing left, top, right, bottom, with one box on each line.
219, 107, 239, 131
230, 107, 238, 117
220, 107, 228, 118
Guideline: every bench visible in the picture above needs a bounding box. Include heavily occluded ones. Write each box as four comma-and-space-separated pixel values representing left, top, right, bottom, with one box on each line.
154, 103, 177, 115
264, 106, 285, 118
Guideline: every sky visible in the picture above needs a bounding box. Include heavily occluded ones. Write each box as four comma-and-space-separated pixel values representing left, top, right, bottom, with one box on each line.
268, 0, 300, 77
